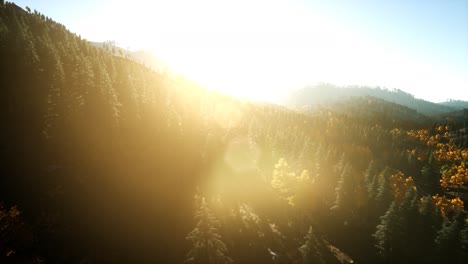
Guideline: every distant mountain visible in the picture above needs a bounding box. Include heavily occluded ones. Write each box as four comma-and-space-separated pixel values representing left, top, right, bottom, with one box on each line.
286, 84, 460, 115
438, 99, 468, 109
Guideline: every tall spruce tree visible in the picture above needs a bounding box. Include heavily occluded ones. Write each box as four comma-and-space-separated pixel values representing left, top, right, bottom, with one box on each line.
375, 168, 392, 207
363, 160, 377, 189
434, 212, 467, 263
373, 201, 404, 261
331, 163, 353, 212
185, 196, 233, 264
460, 219, 468, 261
299, 226, 325, 264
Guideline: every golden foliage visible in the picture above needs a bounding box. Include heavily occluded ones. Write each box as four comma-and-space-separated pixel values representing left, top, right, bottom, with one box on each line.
271, 158, 315, 208
390, 172, 416, 204
271, 158, 296, 195
431, 194, 464, 221
406, 127, 468, 192
440, 163, 468, 189
433, 143, 463, 163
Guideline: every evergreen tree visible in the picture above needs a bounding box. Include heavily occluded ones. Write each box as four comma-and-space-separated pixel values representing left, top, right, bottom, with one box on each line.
397, 183, 419, 261
368, 167, 391, 201
415, 195, 442, 261
331, 163, 353, 212
368, 169, 379, 200
460, 219, 468, 260
373, 201, 404, 261
434, 212, 467, 263
375, 168, 392, 207
185, 196, 233, 264
299, 226, 325, 264
363, 159, 376, 189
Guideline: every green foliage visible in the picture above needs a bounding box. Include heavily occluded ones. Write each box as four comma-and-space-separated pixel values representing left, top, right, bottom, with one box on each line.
363, 160, 377, 189
299, 226, 325, 264
331, 163, 353, 212
185, 196, 233, 264
461, 220, 468, 260
375, 167, 392, 206
373, 202, 404, 259
434, 212, 467, 263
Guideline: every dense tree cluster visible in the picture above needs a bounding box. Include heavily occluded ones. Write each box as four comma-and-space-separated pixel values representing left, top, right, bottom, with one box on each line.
0, 2, 467, 263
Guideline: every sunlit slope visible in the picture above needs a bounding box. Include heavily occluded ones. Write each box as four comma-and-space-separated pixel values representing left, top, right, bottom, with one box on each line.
0, 3, 339, 262
1, 2, 468, 264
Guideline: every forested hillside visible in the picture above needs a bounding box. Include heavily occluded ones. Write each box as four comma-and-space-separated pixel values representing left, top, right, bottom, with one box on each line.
90, 41, 170, 74
440, 100, 468, 110
286, 84, 467, 115
1, 2, 468, 263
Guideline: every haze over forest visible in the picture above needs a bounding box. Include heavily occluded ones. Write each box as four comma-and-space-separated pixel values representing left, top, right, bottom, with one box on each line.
1, 1, 468, 263
11, 0, 468, 103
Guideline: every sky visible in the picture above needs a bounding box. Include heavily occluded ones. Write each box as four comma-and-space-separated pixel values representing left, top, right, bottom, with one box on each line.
12, 0, 468, 103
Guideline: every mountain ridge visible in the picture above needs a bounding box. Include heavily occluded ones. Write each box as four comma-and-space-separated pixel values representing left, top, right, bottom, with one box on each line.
286, 84, 468, 115
90, 41, 171, 74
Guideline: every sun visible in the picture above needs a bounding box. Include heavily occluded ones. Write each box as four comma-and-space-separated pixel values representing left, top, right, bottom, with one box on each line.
105, 0, 416, 103
126, 0, 316, 103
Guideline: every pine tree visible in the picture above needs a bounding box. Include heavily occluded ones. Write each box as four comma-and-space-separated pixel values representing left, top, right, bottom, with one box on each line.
185, 196, 233, 264
373, 201, 404, 261
434, 212, 466, 263
369, 167, 390, 201
397, 183, 419, 260
334, 153, 347, 175
373, 173, 418, 261
271, 158, 296, 200
460, 219, 468, 260
363, 160, 376, 189
368, 170, 379, 200
43, 48, 65, 139
416, 195, 442, 261
299, 226, 325, 264
331, 163, 353, 212
375, 168, 392, 207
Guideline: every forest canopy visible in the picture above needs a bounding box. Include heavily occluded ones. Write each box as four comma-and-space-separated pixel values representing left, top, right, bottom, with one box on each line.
0, 2, 467, 263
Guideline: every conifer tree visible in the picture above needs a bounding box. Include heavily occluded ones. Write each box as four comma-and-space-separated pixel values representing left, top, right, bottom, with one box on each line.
368, 170, 379, 200
397, 182, 419, 260
299, 226, 325, 264
375, 168, 392, 207
185, 196, 233, 264
416, 195, 442, 261
271, 158, 296, 200
460, 219, 468, 260
434, 212, 466, 263
331, 163, 353, 212
368, 167, 390, 201
363, 160, 376, 189
373, 201, 404, 260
